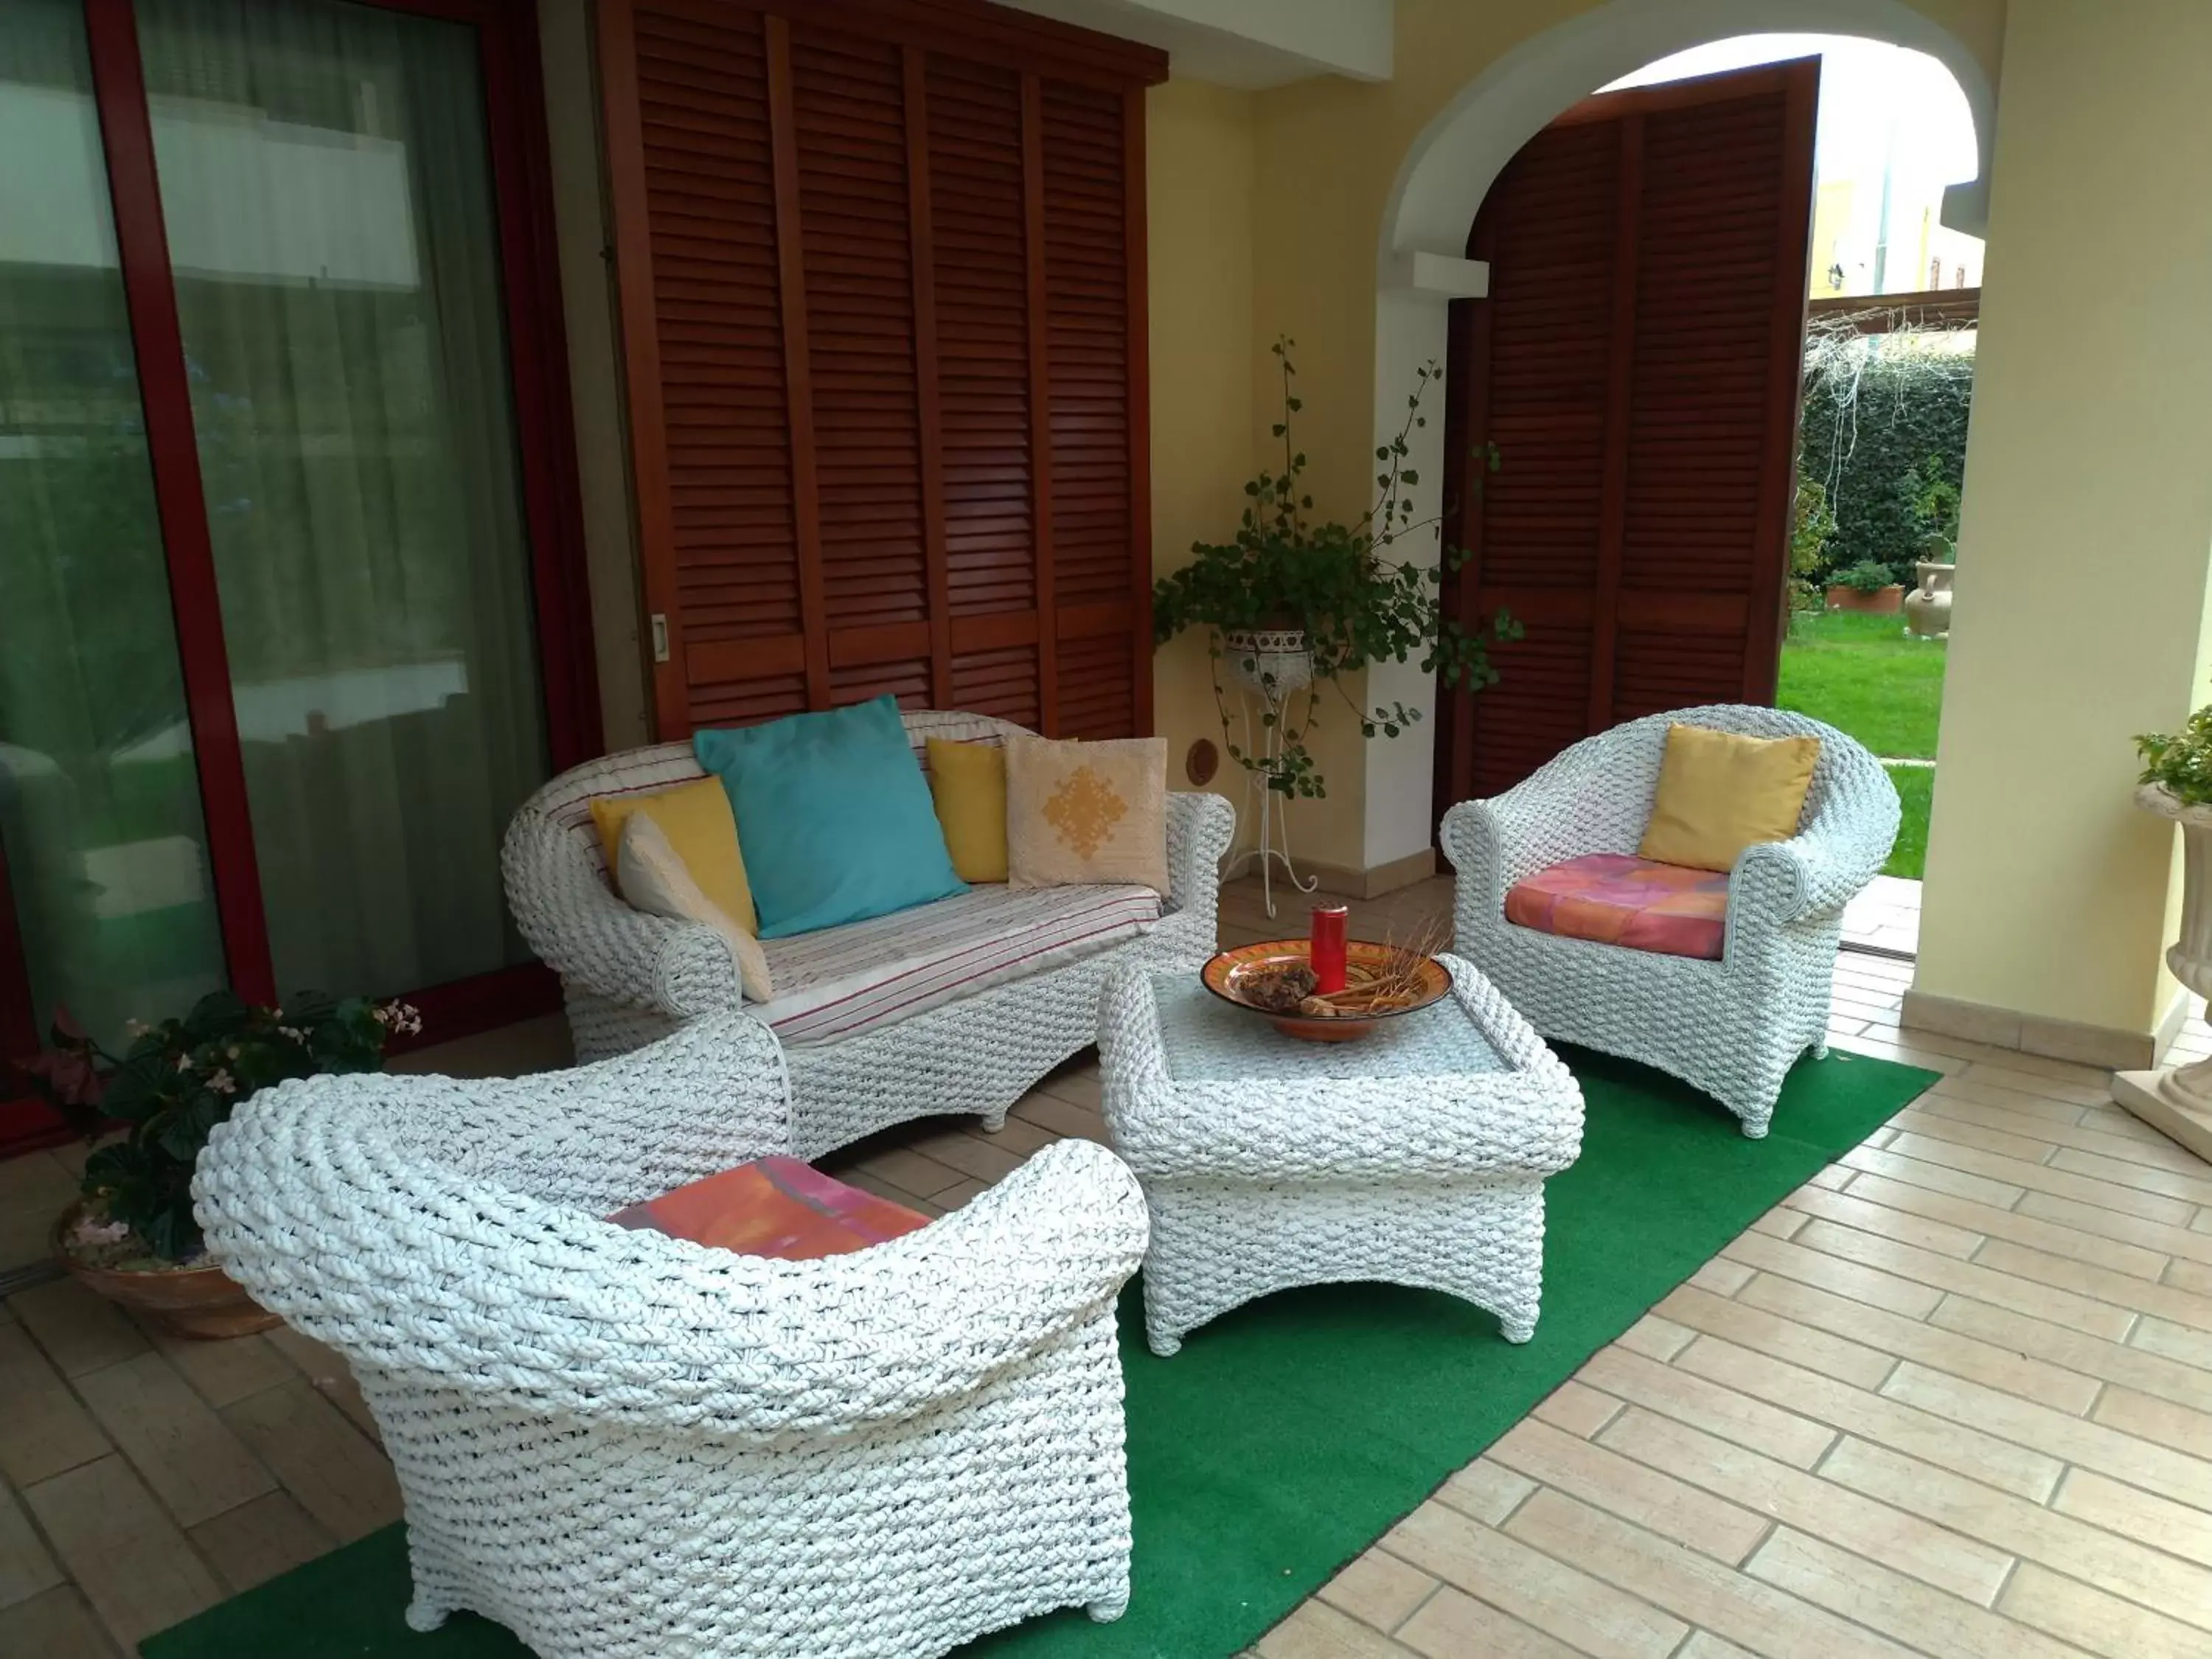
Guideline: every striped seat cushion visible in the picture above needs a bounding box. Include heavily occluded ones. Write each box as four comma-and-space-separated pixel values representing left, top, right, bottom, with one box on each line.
759, 883, 1160, 1046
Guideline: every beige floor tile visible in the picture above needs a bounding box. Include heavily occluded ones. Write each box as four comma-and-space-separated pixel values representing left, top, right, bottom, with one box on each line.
22, 1456, 220, 1646
933, 1178, 990, 1209
1955, 1055, 2112, 1102
1599, 1407, 2009, 1606
0, 1479, 62, 1610
1886, 1105, 2064, 1166
846, 1144, 971, 1199
136, 1326, 295, 1410
1921, 1074, 2096, 1127
2166, 1256, 2212, 1298
2047, 1144, 2212, 1209
1718, 1230, 1944, 1321
1685, 1256, 1755, 1296
1745, 1527, 2077, 1659
1502, 1489, 1913, 1659
1393, 1585, 1581, 1659
1779, 1183, 1983, 1259
7, 1281, 147, 1378
1881, 1361, 2212, 1510
1788, 1217, 2138, 1340
1529, 1379, 1622, 1438
264, 1324, 381, 1444
1614, 1313, 1697, 1363
0, 1585, 117, 1659
1487, 1418, 1770, 1565
1843, 1172, 2168, 1279
2131, 1313, 2212, 1371
1745, 1205, 1810, 1242
968, 1114, 1057, 1155
1876, 1130, 2198, 1225
74, 1352, 274, 1527
1736, 1274, 2103, 1414
221, 1380, 401, 1543
1964, 1238, 2204, 1335
1031, 1065, 1102, 1113
1256, 1597, 1413, 1658
1930, 1295, 2211, 1414
1826, 1439, 2212, 1632
1800, 1164, 1855, 1192
1836, 1143, 2024, 1209
2090, 1385, 2212, 1458
1997, 1561, 2212, 1659
1575, 1346, 1837, 1470
2015, 1189, 2212, 1269
1654, 1284, 1896, 1391
1674, 1635, 1761, 1659
1007, 1091, 1110, 1143
1674, 1338, 2064, 1502
189, 1490, 338, 1593
0, 1324, 108, 1486
830, 1167, 938, 1214
0, 1153, 77, 1277
905, 1128, 1026, 1184
2045, 1104, 2212, 1179
1315, 1547, 1435, 1634
1826, 1033, 1970, 1074
1431, 1458, 1534, 1526
1383, 1498, 1687, 1659
2053, 1468, 2212, 1572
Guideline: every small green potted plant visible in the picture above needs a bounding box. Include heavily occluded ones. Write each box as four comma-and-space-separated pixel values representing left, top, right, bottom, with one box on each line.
1151, 336, 1520, 800
1823, 559, 1904, 616
25, 990, 415, 1337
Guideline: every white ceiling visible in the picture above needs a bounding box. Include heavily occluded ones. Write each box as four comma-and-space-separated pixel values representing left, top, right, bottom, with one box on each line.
993, 0, 1394, 88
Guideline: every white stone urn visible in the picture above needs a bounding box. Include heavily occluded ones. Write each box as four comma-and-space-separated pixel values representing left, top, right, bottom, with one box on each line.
1902, 560, 1954, 638
2112, 782, 2212, 1162
1220, 627, 1312, 699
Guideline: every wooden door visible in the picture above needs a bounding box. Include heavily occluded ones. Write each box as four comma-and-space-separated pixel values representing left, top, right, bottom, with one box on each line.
1434, 60, 1818, 810
599, 0, 1164, 742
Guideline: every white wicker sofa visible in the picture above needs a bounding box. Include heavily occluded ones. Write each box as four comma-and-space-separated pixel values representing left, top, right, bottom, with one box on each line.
1441, 706, 1899, 1138
194, 1015, 1151, 1659
503, 710, 1237, 1161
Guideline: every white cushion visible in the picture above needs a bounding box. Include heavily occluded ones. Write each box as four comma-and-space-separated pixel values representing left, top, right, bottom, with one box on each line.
760, 883, 1161, 1046
616, 813, 775, 1003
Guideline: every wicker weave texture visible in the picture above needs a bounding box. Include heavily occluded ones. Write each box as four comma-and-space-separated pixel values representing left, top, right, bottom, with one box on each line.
193, 1027, 1151, 1658
501, 711, 1236, 1159
1441, 704, 1900, 1138
1097, 956, 1583, 1353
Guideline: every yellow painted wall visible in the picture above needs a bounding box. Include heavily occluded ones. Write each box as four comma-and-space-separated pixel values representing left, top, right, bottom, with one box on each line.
1147, 80, 1260, 843
1913, 0, 2212, 1040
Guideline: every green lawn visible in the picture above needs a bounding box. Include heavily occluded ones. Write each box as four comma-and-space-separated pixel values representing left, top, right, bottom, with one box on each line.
1776, 611, 1946, 880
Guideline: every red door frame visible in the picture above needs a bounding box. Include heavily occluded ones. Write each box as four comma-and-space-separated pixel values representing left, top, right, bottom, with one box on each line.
1, 0, 595, 1155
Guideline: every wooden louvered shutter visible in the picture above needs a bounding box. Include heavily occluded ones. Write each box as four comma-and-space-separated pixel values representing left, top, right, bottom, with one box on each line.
600, 0, 1163, 742
1436, 60, 1817, 807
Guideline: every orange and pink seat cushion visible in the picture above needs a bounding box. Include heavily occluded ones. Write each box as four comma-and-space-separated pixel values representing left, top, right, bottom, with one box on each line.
608, 1155, 930, 1260
1503, 853, 1730, 961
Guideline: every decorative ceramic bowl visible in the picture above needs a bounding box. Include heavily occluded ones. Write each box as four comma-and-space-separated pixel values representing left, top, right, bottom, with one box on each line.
1200, 939, 1453, 1043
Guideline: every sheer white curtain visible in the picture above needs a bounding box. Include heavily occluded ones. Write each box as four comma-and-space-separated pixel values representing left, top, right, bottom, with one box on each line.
135, 0, 549, 1001
0, 0, 228, 1047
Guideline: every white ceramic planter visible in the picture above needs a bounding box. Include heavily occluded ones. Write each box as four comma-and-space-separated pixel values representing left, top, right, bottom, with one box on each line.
1902, 560, 1954, 638
2112, 782, 2212, 1163
1220, 628, 1312, 698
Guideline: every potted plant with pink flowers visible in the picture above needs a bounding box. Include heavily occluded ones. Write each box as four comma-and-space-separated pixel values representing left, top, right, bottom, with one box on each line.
27, 990, 417, 1337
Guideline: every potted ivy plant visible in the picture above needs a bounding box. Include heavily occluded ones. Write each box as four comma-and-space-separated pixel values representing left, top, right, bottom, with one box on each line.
25, 990, 416, 1337
1824, 560, 1905, 616
2124, 707, 2212, 1150
1151, 337, 1520, 800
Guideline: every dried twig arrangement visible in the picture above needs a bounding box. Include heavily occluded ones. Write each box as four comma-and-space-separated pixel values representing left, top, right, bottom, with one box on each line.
1298, 918, 1450, 1018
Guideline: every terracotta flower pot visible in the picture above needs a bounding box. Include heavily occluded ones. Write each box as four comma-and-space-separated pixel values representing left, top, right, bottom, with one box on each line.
1825, 583, 1905, 616
53, 1205, 279, 1340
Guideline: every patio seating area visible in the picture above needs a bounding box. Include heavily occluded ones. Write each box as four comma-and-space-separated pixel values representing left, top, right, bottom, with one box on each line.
7, 860, 2212, 1657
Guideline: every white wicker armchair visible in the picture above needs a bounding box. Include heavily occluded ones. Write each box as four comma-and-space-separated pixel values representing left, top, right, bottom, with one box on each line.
501, 710, 1236, 1160
1441, 706, 1899, 1138
193, 1019, 1150, 1659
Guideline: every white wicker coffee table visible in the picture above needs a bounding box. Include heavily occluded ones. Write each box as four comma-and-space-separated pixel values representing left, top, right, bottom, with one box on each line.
1096, 953, 1584, 1355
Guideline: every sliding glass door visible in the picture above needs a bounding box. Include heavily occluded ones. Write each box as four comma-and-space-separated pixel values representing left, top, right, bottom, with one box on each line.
0, 0, 587, 1129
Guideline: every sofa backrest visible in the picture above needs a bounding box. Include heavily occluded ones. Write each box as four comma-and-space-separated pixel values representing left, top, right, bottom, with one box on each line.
519, 709, 1034, 879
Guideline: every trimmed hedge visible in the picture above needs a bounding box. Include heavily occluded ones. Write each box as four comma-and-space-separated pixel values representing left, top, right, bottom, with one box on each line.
1796, 332, 1975, 583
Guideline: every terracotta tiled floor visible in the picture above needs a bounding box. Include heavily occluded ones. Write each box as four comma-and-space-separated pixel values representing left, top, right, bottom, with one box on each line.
6, 873, 2212, 1658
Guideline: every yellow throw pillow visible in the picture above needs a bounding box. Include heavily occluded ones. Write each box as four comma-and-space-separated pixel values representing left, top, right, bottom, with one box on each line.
1005, 732, 1169, 895
589, 776, 758, 935
616, 813, 775, 1004
926, 738, 1009, 883
1638, 724, 1820, 873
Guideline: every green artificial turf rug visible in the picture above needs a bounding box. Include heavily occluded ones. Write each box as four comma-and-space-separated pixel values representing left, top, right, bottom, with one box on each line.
144, 1043, 1935, 1659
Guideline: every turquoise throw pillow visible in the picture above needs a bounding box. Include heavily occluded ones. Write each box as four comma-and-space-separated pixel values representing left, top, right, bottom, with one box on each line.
693, 697, 966, 939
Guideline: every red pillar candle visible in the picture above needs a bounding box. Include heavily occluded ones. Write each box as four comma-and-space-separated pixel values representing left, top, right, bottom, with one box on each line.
1310, 904, 1349, 994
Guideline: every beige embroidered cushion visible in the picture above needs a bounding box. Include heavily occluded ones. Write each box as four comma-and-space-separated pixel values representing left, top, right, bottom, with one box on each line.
1005, 732, 1169, 896
616, 812, 776, 1003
